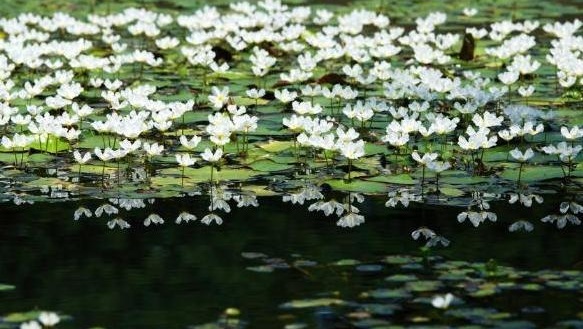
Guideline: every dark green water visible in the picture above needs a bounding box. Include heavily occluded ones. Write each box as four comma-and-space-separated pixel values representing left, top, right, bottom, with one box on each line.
0, 195, 582, 328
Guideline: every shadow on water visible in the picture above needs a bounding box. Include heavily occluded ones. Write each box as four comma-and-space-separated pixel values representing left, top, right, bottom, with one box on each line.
0, 192, 581, 328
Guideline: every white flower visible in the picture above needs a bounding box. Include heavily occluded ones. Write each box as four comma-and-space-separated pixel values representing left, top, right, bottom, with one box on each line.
156, 36, 179, 49
38, 312, 60, 327
57, 82, 83, 99
427, 161, 451, 173
208, 86, 230, 109
179, 135, 202, 149
560, 201, 583, 214
74, 207, 92, 221
94, 147, 118, 161
274, 89, 297, 103
509, 193, 543, 207
560, 126, 583, 140
509, 148, 534, 162
20, 321, 41, 329
233, 114, 258, 132
119, 139, 142, 153
336, 127, 359, 144
210, 62, 229, 73
518, 85, 535, 97
144, 213, 164, 226
308, 200, 344, 216
340, 140, 365, 160
458, 127, 497, 151
411, 151, 438, 166
176, 153, 196, 167
541, 142, 582, 162
176, 212, 197, 224
509, 220, 534, 232
201, 148, 223, 162
385, 190, 421, 208
292, 101, 322, 115
143, 142, 164, 156
1, 133, 34, 149
11, 114, 31, 125
246, 88, 265, 99
95, 204, 118, 217
431, 293, 454, 309
472, 112, 503, 129
107, 218, 130, 229
426, 235, 450, 248
89, 77, 103, 88
227, 105, 247, 116
509, 55, 540, 75
462, 8, 478, 17
498, 70, 519, 85
233, 194, 259, 208
201, 213, 223, 225
73, 150, 91, 164
336, 213, 365, 228
545, 214, 579, 229
104, 79, 122, 91
411, 227, 436, 240
457, 210, 497, 227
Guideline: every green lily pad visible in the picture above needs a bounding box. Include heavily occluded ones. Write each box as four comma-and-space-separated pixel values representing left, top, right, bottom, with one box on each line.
439, 186, 465, 197
332, 259, 361, 266
367, 289, 412, 299
3, 311, 42, 322
246, 265, 274, 273
156, 166, 261, 185
383, 255, 420, 265
248, 160, 294, 172
258, 140, 294, 153
365, 174, 416, 185
360, 303, 400, 316
326, 179, 387, 194
385, 274, 418, 283
232, 96, 270, 106
446, 307, 507, 322
469, 283, 499, 297
500, 165, 583, 182
280, 298, 345, 309
405, 280, 443, 292
30, 138, 70, 154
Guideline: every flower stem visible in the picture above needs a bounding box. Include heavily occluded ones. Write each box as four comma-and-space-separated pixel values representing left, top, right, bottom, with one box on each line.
181, 166, 185, 187
517, 162, 523, 186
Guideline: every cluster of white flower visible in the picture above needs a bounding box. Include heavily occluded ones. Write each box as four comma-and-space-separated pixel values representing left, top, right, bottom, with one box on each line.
0, 2, 580, 211
74, 188, 258, 228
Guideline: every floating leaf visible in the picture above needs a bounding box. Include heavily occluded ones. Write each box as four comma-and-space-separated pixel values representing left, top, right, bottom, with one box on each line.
355, 264, 384, 272
246, 265, 274, 273
241, 252, 267, 259
258, 140, 294, 153
383, 255, 420, 265
385, 274, 418, 283
232, 96, 270, 106
332, 259, 361, 266
326, 179, 387, 194
3, 311, 42, 322
405, 280, 443, 292
366, 174, 416, 185
367, 289, 412, 299
248, 160, 293, 172
360, 303, 400, 316
280, 298, 345, 309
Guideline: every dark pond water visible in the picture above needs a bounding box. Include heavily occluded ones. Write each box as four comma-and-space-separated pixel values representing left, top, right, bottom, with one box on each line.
0, 194, 582, 328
